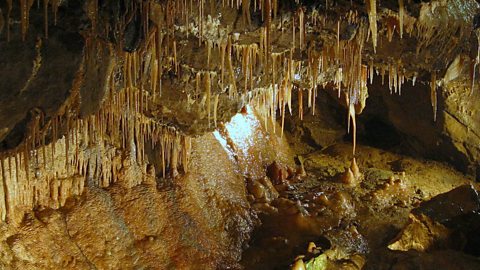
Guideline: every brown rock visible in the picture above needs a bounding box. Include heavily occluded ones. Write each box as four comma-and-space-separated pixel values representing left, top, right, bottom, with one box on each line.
267, 161, 287, 185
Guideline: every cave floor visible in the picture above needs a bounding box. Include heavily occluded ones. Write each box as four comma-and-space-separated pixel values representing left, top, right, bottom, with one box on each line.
240, 142, 480, 270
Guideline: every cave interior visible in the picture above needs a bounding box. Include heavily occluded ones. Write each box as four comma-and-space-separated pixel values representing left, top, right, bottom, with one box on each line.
0, 0, 480, 269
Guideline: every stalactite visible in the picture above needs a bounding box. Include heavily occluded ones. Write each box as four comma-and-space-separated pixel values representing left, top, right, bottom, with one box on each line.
242, 46, 249, 94
242, 0, 251, 27
388, 64, 393, 93
152, 59, 159, 99
472, 31, 480, 95
471, 60, 477, 96
8, 156, 12, 182
227, 37, 237, 97
65, 115, 70, 173
369, 60, 374, 84
173, 40, 178, 73
133, 51, 140, 86
205, 72, 212, 127
198, 0, 204, 44
20, 0, 34, 41
347, 96, 357, 156
213, 94, 219, 127
336, 21, 340, 56
250, 45, 256, 94
292, 15, 296, 49
280, 87, 286, 138
24, 145, 29, 183
14, 153, 19, 184
6, 0, 12, 41
299, 7, 305, 50
43, 0, 49, 38
1, 158, 9, 221
431, 72, 437, 122
265, 0, 271, 74
398, 0, 404, 39
85, 0, 97, 33
366, 0, 377, 52
220, 41, 226, 91
298, 88, 303, 120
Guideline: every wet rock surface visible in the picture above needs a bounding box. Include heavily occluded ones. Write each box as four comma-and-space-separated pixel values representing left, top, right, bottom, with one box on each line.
240, 131, 480, 269
412, 184, 480, 225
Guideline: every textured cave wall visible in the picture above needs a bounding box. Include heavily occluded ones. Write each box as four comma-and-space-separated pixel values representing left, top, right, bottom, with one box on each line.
0, 133, 253, 269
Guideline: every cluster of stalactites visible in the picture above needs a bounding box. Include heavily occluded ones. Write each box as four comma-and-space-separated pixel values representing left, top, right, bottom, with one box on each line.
415, 0, 477, 57
90, 30, 192, 174
0, 84, 191, 223
377, 61, 407, 96
249, 49, 298, 137
0, 32, 195, 223
2, 0, 64, 41
233, 5, 377, 155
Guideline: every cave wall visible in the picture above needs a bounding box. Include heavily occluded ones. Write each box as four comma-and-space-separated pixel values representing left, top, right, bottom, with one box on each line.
0, 133, 254, 269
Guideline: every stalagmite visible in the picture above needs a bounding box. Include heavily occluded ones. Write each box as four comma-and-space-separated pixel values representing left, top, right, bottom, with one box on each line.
350, 158, 361, 179
341, 168, 356, 186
